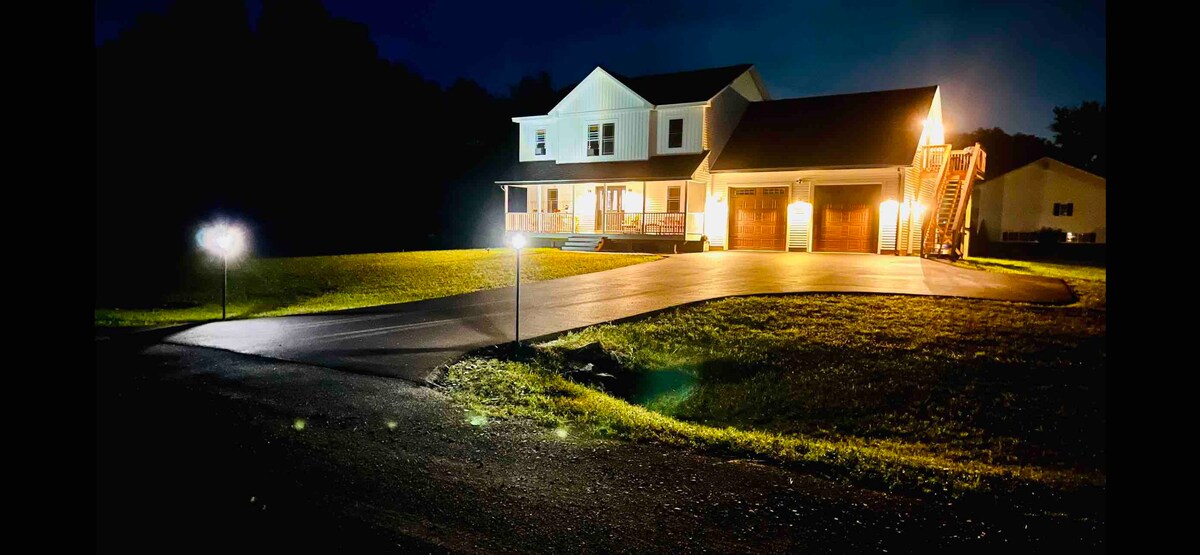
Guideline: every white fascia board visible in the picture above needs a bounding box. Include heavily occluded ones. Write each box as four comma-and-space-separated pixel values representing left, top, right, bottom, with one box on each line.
654, 100, 710, 109
512, 115, 552, 123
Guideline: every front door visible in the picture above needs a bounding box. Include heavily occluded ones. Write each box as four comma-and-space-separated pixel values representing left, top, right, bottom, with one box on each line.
595, 186, 625, 232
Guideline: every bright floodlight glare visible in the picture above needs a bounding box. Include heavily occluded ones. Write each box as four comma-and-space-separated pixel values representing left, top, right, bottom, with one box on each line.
510, 233, 527, 250
198, 223, 247, 258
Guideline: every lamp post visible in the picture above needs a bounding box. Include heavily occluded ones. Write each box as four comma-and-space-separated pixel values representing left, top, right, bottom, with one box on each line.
198, 222, 247, 320
510, 233, 527, 348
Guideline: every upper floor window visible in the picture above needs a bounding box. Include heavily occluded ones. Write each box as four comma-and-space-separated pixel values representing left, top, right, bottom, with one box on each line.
668, 118, 683, 149
534, 129, 546, 156
1053, 202, 1074, 216
587, 122, 615, 156
667, 185, 681, 212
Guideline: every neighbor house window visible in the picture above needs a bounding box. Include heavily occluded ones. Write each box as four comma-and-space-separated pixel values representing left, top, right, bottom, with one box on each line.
1053, 202, 1074, 216
546, 189, 559, 212
667, 186, 681, 212
668, 118, 683, 148
587, 122, 615, 156
534, 129, 546, 156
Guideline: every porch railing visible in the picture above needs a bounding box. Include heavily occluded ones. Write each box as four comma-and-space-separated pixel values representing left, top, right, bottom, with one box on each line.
505, 212, 687, 236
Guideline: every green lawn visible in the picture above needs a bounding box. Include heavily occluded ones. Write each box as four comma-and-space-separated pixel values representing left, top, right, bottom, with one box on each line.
95, 248, 660, 327
955, 256, 1107, 309
441, 280, 1106, 509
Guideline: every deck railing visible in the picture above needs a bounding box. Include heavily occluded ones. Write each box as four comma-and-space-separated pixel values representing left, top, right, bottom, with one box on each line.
922, 144, 949, 171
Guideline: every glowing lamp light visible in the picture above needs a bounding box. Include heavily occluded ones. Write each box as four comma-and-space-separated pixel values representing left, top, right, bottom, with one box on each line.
197, 222, 247, 259
510, 233, 527, 250
197, 221, 250, 321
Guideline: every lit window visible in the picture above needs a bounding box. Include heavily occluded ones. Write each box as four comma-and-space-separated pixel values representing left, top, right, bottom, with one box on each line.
534, 129, 546, 156
588, 122, 615, 156
547, 189, 559, 212
1053, 202, 1074, 216
668, 118, 683, 149
667, 186, 681, 212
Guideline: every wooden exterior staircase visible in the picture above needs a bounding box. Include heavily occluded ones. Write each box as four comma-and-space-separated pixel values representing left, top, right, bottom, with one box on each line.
918, 142, 987, 260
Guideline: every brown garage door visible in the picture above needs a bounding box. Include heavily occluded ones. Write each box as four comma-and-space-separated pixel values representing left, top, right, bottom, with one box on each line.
813, 185, 878, 253
728, 186, 788, 251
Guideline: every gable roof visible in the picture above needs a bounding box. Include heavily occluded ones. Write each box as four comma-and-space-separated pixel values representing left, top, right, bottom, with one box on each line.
710, 85, 939, 171
496, 152, 709, 184
605, 64, 756, 106
998, 156, 1106, 185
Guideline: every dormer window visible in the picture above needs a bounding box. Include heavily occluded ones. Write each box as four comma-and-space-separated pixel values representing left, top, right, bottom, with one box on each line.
668, 118, 683, 149
587, 122, 615, 156
534, 129, 546, 156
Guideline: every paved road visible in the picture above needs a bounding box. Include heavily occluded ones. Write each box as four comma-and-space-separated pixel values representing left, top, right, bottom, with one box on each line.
166, 251, 1073, 382
97, 339, 1101, 552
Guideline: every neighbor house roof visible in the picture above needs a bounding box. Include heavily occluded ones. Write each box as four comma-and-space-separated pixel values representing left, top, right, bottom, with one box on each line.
496, 152, 709, 184
994, 156, 1106, 185
606, 64, 756, 105
710, 86, 938, 172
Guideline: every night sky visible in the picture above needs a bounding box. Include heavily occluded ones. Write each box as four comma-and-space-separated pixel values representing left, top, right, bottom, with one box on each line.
96, 0, 1105, 136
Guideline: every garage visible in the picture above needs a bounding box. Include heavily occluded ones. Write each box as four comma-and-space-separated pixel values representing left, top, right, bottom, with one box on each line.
813, 184, 878, 253
728, 186, 788, 250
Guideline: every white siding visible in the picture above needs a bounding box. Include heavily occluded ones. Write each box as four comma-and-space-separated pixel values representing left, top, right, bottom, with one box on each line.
518, 119, 555, 162
706, 85, 751, 159
788, 181, 812, 251
553, 110, 650, 164
551, 68, 650, 115
991, 158, 1107, 243
655, 106, 704, 154
729, 70, 765, 102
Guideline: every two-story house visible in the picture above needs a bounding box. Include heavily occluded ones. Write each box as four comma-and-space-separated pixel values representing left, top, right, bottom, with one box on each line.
498, 63, 986, 257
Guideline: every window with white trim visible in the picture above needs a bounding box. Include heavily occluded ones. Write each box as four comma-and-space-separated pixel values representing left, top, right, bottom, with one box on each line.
667, 185, 681, 212
667, 118, 683, 149
534, 129, 546, 156
587, 122, 615, 156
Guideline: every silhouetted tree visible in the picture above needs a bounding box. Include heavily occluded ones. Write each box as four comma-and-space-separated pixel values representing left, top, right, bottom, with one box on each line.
1051, 101, 1105, 176
97, 0, 540, 303
949, 127, 1058, 178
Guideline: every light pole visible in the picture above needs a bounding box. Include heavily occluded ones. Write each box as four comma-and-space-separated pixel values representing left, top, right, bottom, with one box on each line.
510, 233, 527, 348
198, 222, 247, 320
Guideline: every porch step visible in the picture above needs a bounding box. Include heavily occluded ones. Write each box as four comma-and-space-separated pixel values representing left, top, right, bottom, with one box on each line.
561, 236, 605, 252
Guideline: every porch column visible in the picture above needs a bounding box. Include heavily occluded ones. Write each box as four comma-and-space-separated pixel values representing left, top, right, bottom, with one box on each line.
641, 181, 647, 234
602, 184, 608, 234
683, 181, 690, 236
537, 185, 543, 233
571, 183, 577, 234
503, 185, 509, 234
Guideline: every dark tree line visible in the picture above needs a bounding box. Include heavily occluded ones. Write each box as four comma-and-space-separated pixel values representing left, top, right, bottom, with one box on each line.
950, 100, 1106, 178
98, 0, 559, 300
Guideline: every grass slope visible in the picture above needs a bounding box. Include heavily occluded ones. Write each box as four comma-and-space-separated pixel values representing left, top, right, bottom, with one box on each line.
96, 249, 659, 327
441, 267, 1106, 508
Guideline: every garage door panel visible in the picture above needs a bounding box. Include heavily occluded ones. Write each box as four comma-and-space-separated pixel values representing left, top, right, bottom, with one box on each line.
729, 187, 787, 250
813, 185, 878, 253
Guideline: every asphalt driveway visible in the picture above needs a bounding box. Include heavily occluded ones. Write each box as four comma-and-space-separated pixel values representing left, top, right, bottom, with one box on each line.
165, 251, 1074, 382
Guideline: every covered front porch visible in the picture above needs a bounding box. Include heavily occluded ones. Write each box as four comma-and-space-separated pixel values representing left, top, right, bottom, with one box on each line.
502, 180, 707, 240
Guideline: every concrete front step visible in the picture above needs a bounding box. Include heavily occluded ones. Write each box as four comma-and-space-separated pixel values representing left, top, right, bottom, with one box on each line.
561, 236, 605, 252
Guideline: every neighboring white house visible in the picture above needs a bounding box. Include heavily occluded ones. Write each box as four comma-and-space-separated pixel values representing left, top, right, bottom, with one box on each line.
498, 63, 984, 254
971, 157, 1106, 246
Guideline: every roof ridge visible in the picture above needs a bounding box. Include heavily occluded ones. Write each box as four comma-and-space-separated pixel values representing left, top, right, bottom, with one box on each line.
763, 85, 938, 103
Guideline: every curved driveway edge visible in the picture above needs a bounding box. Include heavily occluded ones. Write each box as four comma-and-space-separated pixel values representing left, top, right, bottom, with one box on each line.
165, 252, 1073, 382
